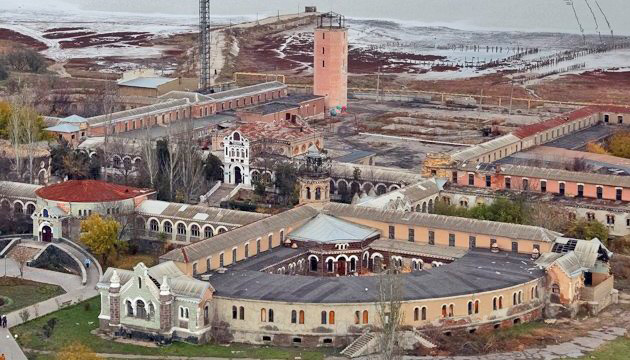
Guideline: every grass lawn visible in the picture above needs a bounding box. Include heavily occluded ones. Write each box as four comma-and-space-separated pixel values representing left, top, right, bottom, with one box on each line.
577, 336, 630, 360
13, 297, 331, 360
0, 277, 65, 314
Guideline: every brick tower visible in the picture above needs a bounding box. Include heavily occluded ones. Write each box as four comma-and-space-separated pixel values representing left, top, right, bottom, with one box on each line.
313, 12, 348, 110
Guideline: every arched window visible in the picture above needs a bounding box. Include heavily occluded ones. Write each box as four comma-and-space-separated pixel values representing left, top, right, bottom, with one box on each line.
350, 257, 357, 273
204, 226, 213, 238
136, 300, 146, 319
260, 308, 266, 322
244, 243, 249, 258
518, 291, 522, 304
310, 257, 318, 272
441, 305, 447, 318
421, 307, 427, 321
329, 311, 335, 325
321, 311, 327, 325
26, 203, 35, 215
149, 303, 155, 319
177, 223, 186, 235
363, 310, 369, 324
126, 300, 133, 316
493, 297, 498, 310
315, 187, 322, 200
232, 306, 238, 319
474, 300, 479, 314
268, 309, 274, 323
150, 219, 159, 232
239, 306, 245, 320
499, 296, 503, 309
513, 293, 517, 305
448, 304, 454, 317
291, 310, 297, 324
326, 258, 334, 273
468, 301, 473, 315
163, 221, 172, 233
414, 307, 419, 321
191, 224, 200, 237
355, 311, 361, 324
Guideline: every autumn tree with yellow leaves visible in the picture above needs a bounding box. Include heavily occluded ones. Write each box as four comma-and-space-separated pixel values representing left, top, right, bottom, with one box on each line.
80, 214, 124, 266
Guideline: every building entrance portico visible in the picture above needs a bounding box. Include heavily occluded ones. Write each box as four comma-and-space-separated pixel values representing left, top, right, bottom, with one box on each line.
41, 225, 53, 242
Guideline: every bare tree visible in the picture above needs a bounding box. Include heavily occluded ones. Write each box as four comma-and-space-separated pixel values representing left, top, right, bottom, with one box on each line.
175, 118, 205, 203
140, 124, 158, 189
376, 268, 404, 360
8, 94, 24, 180
12, 247, 32, 278
100, 82, 119, 181
21, 105, 41, 184
163, 125, 178, 201
526, 202, 571, 233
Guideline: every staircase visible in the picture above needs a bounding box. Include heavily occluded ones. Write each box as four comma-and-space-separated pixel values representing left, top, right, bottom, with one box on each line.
205, 183, 237, 207
340, 331, 377, 358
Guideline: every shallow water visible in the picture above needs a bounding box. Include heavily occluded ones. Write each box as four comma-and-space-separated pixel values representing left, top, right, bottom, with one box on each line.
14, 0, 630, 35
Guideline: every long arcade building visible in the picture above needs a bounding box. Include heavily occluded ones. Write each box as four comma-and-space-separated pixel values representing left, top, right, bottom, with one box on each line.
97, 202, 614, 347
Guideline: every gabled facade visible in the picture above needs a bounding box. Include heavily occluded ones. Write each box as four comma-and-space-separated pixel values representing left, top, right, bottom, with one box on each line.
98, 262, 214, 343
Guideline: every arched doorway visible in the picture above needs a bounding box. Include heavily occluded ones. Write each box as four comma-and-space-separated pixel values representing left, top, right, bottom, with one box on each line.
42, 226, 53, 242
337, 258, 347, 276
234, 167, 242, 185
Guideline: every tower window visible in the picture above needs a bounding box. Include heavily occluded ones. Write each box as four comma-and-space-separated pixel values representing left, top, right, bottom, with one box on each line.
322, 60, 325, 68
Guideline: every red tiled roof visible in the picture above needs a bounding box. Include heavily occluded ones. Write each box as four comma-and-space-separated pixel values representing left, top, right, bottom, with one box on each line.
36, 180, 154, 203
513, 105, 630, 139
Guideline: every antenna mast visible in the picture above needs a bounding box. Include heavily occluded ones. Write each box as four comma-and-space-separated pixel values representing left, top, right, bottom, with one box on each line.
199, 0, 211, 90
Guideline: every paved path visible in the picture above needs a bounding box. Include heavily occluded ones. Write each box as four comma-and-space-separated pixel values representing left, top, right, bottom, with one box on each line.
0, 241, 101, 360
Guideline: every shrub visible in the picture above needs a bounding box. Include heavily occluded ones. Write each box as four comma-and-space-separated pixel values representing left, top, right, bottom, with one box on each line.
83, 302, 91, 312
42, 317, 57, 338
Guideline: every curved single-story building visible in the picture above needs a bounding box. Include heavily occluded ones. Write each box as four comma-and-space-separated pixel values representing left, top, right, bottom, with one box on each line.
97, 203, 615, 349
32, 180, 155, 242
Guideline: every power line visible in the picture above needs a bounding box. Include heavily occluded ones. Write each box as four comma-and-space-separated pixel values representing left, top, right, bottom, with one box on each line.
595, 0, 615, 46
583, 0, 602, 43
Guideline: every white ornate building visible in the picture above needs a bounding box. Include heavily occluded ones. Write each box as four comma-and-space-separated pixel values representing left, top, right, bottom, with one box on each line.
222, 131, 251, 187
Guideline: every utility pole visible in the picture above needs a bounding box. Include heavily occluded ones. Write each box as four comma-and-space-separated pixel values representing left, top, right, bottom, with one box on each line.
508, 80, 514, 115
376, 66, 381, 102
478, 88, 483, 112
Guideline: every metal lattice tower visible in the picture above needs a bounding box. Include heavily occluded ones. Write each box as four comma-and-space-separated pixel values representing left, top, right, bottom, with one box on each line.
199, 0, 210, 90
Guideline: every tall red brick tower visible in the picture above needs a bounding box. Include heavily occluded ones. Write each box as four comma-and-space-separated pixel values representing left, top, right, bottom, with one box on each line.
313, 12, 348, 110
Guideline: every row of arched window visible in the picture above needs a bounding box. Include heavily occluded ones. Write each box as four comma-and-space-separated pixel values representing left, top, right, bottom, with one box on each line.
124, 299, 155, 320
148, 219, 227, 238
232, 306, 245, 320
413, 307, 427, 321
260, 308, 274, 322
1, 200, 36, 215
